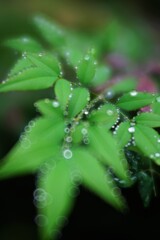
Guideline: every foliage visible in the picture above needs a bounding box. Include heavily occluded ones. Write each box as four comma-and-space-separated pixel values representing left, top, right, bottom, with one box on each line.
0, 15, 160, 240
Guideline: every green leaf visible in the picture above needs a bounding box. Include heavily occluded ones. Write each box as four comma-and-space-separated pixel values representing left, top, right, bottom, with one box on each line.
134, 124, 160, 164
5, 36, 43, 52
135, 113, 160, 128
117, 92, 155, 111
37, 158, 75, 240
89, 103, 119, 129
138, 171, 153, 207
68, 87, 90, 118
88, 126, 129, 181
34, 15, 65, 48
73, 148, 125, 209
111, 77, 137, 94
91, 65, 111, 86
8, 57, 34, 77
35, 99, 63, 118
151, 102, 160, 115
55, 79, 71, 110
27, 53, 61, 75
0, 68, 58, 92
77, 53, 96, 85
115, 121, 131, 148
0, 118, 64, 179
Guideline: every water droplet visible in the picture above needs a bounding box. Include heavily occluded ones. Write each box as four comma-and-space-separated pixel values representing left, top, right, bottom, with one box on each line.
63, 149, 73, 159
29, 120, 36, 128
84, 110, 89, 115
20, 137, 31, 149
83, 137, 89, 144
84, 55, 90, 61
81, 128, 87, 135
155, 153, 160, 158
35, 214, 48, 226
105, 90, 114, 99
66, 136, 72, 143
34, 188, 46, 202
64, 127, 70, 133
156, 96, 160, 102
130, 91, 138, 96
128, 127, 135, 133
52, 101, 59, 108
106, 110, 114, 116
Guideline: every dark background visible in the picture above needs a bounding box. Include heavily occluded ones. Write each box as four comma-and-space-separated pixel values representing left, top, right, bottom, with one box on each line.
0, 1, 160, 239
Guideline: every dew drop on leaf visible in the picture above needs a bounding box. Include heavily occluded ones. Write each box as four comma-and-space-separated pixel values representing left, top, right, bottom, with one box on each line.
52, 100, 59, 108
81, 128, 88, 135
65, 136, 72, 143
63, 149, 73, 159
128, 127, 135, 133
156, 96, 160, 102
130, 90, 138, 96
35, 214, 48, 226
106, 109, 114, 116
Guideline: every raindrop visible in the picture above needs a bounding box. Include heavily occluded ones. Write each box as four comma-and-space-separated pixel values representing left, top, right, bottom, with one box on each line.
128, 127, 135, 133
83, 137, 89, 145
63, 149, 73, 159
155, 153, 160, 158
81, 128, 88, 135
106, 110, 114, 116
84, 55, 90, 61
130, 91, 138, 96
35, 214, 48, 227
156, 96, 160, 103
105, 90, 114, 99
64, 127, 70, 133
52, 101, 59, 108
29, 120, 36, 128
34, 188, 46, 202
84, 110, 89, 115
66, 136, 72, 143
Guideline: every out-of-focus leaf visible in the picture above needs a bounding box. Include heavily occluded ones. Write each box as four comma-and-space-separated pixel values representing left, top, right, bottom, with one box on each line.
8, 58, 34, 77
115, 121, 131, 148
138, 171, 153, 207
117, 92, 155, 111
89, 103, 119, 129
135, 113, 160, 128
89, 126, 129, 181
55, 79, 71, 110
151, 102, 160, 115
35, 99, 63, 119
37, 158, 75, 240
73, 148, 125, 209
77, 53, 96, 85
0, 118, 64, 179
91, 65, 111, 86
68, 87, 90, 118
5, 37, 43, 52
111, 77, 137, 94
134, 124, 160, 164
27, 53, 61, 75
34, 15, 66, 48
0, 68, 58, 92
